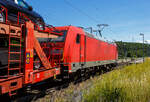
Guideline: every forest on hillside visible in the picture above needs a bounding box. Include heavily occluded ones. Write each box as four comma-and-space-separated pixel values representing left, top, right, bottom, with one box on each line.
115, 41, 150, 58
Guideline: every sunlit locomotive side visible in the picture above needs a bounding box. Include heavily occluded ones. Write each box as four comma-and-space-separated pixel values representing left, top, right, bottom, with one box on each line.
42, 26, 118, 77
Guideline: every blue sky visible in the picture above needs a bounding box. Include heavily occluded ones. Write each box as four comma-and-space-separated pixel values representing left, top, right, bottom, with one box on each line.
26, 0, 150, 43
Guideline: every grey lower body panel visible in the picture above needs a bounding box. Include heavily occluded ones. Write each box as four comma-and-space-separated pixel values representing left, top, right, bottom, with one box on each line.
71, 60, 117, 72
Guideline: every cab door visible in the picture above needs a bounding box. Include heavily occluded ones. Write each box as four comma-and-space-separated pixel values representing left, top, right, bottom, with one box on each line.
80, 34, 86, 65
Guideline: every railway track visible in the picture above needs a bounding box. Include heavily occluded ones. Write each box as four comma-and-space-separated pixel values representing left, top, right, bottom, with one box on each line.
0, 58, 143, 102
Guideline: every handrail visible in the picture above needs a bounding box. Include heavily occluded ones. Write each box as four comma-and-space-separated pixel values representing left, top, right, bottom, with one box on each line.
18, 12, 40, 30
18, 12, 63, 36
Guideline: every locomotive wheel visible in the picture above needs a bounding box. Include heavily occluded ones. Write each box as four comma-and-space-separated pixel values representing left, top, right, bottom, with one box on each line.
0, 12, 5, 23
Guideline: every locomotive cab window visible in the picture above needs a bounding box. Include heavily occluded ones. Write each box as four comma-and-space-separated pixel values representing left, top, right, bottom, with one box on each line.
76, 34, 80, 44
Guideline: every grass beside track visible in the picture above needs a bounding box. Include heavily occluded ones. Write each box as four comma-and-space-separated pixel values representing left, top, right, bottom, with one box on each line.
83, 59, 150, 102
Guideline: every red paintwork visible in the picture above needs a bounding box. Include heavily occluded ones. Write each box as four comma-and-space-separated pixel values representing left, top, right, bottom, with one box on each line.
0, 76, 23, 95
40, 42, 64, 68
0, 6, 118, 96
24, 22, 61, 84
0, 21, 61, 95
52, 26, 118, 72
0, 23, 118, 96
24, 22, 34, 84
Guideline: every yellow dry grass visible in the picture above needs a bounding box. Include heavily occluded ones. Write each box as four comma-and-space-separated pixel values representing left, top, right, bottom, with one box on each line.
83, 59, 150, 102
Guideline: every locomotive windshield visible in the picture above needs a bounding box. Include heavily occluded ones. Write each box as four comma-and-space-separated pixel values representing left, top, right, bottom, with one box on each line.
50, 30, 67, 42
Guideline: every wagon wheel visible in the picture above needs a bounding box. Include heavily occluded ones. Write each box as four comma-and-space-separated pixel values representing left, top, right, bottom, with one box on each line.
0, 11, 5, 23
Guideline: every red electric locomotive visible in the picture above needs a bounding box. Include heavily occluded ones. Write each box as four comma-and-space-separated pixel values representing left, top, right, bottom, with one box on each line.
41, 26, 118, 77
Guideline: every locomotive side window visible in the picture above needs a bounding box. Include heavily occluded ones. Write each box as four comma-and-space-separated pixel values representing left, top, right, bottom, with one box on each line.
76, 34, 80, 44
49, 30, 68, 42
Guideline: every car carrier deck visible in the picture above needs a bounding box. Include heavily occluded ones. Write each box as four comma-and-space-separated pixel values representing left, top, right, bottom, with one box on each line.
0, 21, 62, 96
